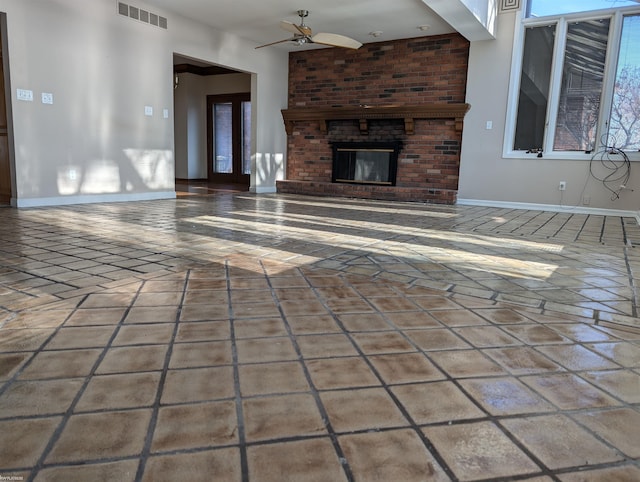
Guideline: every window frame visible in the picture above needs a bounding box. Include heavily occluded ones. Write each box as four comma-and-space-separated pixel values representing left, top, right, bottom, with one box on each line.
503, 3, 640, 161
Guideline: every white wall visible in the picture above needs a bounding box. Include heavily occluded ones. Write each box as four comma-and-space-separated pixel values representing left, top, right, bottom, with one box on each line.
459, 9, 640, 215
0, 0, 288, 206
173, 72, 251, 179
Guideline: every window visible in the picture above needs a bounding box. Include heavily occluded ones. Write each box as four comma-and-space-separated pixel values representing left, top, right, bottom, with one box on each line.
509, 1, 640, 156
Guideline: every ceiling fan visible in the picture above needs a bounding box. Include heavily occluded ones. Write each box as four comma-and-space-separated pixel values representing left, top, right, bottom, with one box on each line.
255, 10, 362, 50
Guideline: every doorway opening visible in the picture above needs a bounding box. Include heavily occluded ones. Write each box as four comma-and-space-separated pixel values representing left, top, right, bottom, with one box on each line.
207, 93, 251, 185
173, 54, 252, 192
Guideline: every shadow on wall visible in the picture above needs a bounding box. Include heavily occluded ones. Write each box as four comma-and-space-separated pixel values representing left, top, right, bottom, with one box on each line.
56, 148, 174, 195
254, 152, 284, 187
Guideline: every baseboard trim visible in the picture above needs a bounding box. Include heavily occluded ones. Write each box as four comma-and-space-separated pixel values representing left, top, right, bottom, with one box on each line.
456, 198, 639, 220
13, 191, 177, 208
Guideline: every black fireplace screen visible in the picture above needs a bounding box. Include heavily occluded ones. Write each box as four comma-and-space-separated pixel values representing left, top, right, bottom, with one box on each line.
331, 142, 402, 186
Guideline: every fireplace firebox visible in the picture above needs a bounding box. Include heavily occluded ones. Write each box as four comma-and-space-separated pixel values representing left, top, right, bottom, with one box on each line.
331, 141, 402, 186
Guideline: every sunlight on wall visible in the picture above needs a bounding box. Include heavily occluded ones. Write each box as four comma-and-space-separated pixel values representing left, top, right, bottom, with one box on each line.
123, 149, 174, 190
56, 149, 173, 195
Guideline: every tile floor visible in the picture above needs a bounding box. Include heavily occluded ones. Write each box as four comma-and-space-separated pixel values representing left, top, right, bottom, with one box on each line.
0, 193, 639, 481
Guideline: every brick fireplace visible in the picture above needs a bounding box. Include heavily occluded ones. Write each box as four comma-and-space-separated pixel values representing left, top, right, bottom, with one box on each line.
276, 33, 471, 204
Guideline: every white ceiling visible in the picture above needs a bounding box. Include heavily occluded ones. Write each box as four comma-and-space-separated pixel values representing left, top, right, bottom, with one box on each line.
145, 0, 456, 51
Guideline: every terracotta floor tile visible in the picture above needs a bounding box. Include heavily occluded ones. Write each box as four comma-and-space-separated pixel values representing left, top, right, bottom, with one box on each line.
0, 417, 62, 470
473, 308, 534, 324
233, 317, 288, 338
243, 393, 326, 442
161, 366, 235, 404
502, 414, 623, 470
549, 323, 621, 343
320, 387, 409, 433
306, 357, 380, 390
453, 326, 523, 348
323, 297, 375, 314
232, 301, 281, 319
369, 296, 420, 312
384, 311, 442, 329
134, 292, 182, 307
315, 286, 360, 299
46, 409, 151, 463
286, 314, 342, 334
169, 340, 232, 368
175, 321, 230, 342
235, 337, 297, 363
112, 323, 174, 346
500, 324, 571, 345
558, 464, 640, 481
180, 304, 229, 322
248, 438, 348, 482
19, 349, 102, 380
391, 381, 485, 424
151, 400, 237, 452
65, 308, 127, 326
580, 369, 640, 403
429, 349, 507, 378
535, 344, 620, 371
96, 345, 168, 374
0, 378, 84, 417
351, 331, 416, 354
124, 307, 179, 324
572, 408, 640, 458
521, 373, 621, 410
409, 297, 463, 311
483, 346, 565, 375
337, 313, 393, 332
183, 289, 228, 305
2, 193, 640, 481
239, 361, 310, 395
0, 353, 30, 381
80, 293, 136, 308
0, 328, 55, 352
44, 326, 116, 350
369, 352, 445, 384
460, 377, 555, 415
35, 459, 138, 482
75, 372, 161, 411
296, 334, 359, 359
339, 429, 449, 481
405, 328, 471, 351
584, 342, 640, 367
430, 309, 490, 327
280, 299, 329, 317
143, 448, 241, 482
423, 421, 540, 480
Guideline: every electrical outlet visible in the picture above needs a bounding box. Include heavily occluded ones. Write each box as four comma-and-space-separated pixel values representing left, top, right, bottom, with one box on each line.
559, 181, 566, 191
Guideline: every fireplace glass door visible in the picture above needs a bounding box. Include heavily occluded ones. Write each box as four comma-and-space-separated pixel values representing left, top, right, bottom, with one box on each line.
332, 142, 401, 186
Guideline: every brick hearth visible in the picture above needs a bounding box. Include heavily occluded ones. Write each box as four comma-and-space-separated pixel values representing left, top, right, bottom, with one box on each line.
278, 34, 470, 204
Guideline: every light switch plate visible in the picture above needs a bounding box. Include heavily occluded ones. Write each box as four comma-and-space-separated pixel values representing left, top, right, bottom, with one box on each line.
17, 89, 33, 101
163, 108, 169, 119
145, 105, 153, 116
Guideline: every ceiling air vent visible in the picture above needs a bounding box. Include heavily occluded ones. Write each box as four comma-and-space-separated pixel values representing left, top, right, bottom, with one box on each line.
499, 0, 521, 13
117, 2, 167, 30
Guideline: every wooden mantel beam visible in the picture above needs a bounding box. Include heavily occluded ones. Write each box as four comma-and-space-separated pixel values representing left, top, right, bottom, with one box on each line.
281, 103, 471, 135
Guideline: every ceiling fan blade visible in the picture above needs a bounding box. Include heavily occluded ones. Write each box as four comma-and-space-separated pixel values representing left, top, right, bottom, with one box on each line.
311, 32, 362, 49
255, 37, 294, 49
280, 20, 311, 36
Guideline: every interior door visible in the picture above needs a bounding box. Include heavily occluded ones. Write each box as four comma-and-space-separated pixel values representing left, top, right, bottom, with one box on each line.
0, 23, 11, 205
207, 93, 251, 185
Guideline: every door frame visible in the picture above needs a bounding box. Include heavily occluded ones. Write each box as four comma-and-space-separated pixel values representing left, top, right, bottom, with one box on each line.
206, 92, 250, 185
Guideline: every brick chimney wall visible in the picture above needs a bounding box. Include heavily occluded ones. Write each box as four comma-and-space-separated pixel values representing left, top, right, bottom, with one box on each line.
279, 34, 470, 203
